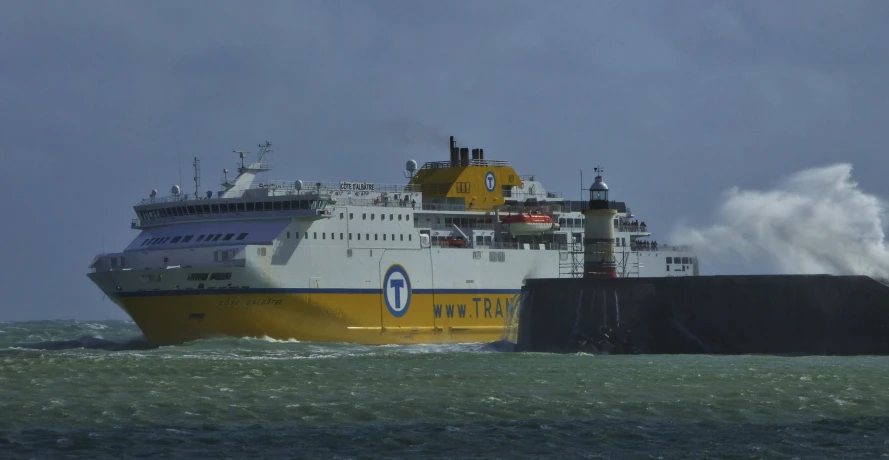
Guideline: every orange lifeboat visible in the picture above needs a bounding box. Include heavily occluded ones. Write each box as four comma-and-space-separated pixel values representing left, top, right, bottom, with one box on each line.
500, 212, 555, 234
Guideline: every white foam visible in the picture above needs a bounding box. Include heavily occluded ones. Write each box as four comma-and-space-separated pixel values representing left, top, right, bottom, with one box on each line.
671, 163, 889, 278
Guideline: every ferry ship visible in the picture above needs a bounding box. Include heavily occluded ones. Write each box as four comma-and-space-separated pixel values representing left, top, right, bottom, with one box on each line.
87, 137, 698, 345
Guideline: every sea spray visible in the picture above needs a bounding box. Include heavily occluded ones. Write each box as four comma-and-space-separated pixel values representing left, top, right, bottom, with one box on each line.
670, 163, 889, 278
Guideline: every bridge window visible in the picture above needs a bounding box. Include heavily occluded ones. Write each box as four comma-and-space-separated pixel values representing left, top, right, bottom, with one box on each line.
340, 212, 344, 219
666, 257, 673, 264
223, 233, 235, 241
187, 273, 209, 281
237, 202, 245, 212
183, 235, 194, 242
349, 213, 353, 220
274, 201, 282, 210
283, 201, 291, 210
197, 235, 205, 242
171, 236, 182, 243
212, 234, 222, 242
247, 202, 255, 211
682, 257, 689, 264
210, 272, 232, 281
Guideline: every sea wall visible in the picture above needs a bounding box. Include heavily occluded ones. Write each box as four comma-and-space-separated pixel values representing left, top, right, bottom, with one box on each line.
515, 275, 889, 355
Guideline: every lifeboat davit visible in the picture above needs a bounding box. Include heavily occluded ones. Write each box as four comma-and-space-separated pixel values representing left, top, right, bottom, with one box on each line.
500, 212, 555, 235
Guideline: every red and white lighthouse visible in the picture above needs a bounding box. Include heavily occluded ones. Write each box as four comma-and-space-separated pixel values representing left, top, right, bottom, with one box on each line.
582, 168, 618, 278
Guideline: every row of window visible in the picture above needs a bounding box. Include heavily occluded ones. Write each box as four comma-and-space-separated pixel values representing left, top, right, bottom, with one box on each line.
285, 230, 414, 242
138, 199, 324, 220
140, 232, 249, 247
666, 257, 694, 265
558, 218, 586, 228
187, 272, 232, 281
341, 212, 412, 222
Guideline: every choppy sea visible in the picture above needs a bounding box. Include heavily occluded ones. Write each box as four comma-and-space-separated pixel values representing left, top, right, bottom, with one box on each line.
1, 320, 888, 459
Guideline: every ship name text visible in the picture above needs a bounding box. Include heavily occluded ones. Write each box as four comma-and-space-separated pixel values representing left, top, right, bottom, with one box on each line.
340, 181, 375, 192
218, 297, 283, 307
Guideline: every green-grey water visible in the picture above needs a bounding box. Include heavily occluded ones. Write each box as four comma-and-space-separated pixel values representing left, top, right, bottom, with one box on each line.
1, 321, 888, 458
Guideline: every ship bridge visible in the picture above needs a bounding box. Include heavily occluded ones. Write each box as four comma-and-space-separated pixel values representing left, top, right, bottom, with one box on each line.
131, 141, 424, 230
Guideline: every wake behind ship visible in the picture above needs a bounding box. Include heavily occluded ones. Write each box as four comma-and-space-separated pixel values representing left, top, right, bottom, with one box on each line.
88, 137, 698, 345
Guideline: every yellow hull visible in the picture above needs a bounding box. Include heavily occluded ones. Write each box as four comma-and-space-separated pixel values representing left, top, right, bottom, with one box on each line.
116, 290, 520, 345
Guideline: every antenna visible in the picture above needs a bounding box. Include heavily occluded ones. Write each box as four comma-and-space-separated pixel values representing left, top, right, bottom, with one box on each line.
256, 141, 272, 163
580, 169, 583, 202
193, 157, 201, 199
178, 149, 183, 191
234, 150, 249, 172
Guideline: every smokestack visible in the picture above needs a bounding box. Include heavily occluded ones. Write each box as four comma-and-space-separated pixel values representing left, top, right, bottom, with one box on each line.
460, 147, 469, 166
471, 148, 479, 161
450, 136, 458, 166
479, 148, 484, 161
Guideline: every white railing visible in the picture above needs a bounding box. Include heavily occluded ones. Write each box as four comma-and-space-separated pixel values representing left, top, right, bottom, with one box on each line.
420, 159, 512, 169
137, 180, 421, 205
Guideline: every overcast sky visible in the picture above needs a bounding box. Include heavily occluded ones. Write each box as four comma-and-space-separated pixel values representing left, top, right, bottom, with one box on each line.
1, 0, 887, 321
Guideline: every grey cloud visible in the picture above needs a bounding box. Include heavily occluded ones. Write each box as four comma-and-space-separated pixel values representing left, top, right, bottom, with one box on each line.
1, 0, 887, 320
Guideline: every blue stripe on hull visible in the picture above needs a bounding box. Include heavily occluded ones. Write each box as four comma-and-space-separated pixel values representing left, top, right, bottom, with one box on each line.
117, 287, 522, 298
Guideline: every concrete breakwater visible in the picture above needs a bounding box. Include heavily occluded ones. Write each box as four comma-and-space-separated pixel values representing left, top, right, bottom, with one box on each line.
515, 275, 889, 355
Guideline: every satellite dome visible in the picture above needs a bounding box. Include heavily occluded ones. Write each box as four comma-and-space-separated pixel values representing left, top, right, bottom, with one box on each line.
406, 159, 418, 173
150, 189, 157, 198
294, 180, 303, 191
171, 185, 181, 195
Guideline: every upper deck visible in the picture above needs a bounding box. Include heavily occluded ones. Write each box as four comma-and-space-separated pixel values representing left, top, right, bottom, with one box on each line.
132, 180, 424, 229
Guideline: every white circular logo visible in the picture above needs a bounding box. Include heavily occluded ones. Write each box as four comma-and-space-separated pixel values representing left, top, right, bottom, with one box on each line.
383, 265, 411, 317
485, 171, 496, 192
